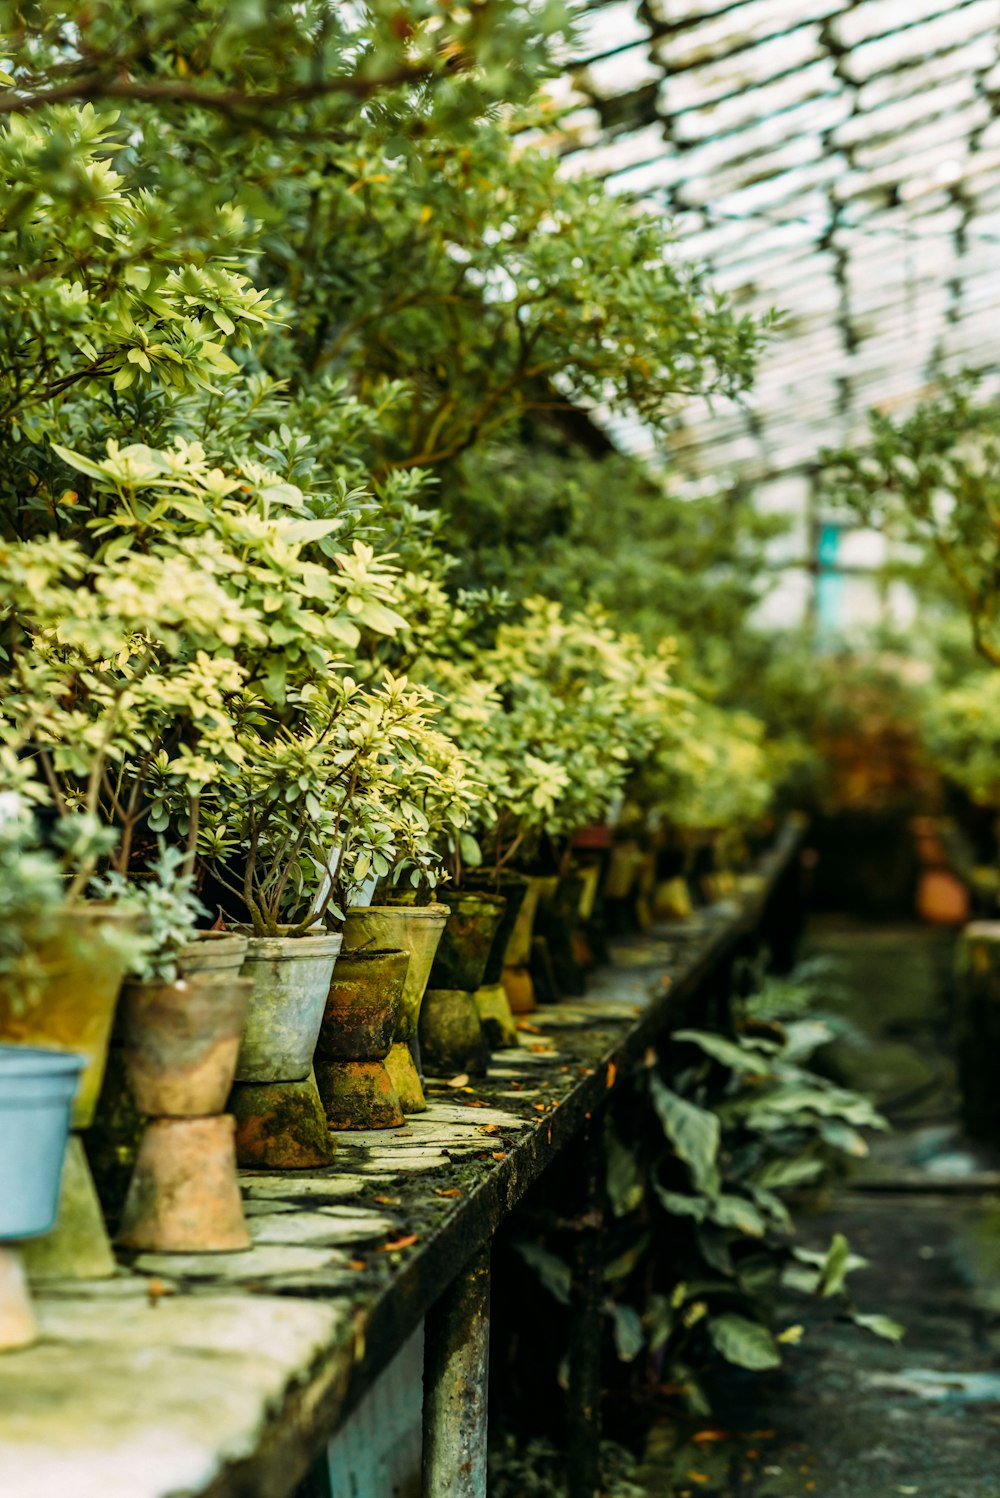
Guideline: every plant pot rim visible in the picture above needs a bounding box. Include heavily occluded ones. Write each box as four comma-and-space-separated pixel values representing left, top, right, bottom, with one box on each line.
440, 889, 506, 910
186, 930, 248, 943
352, 903, 449, 921
238, 928, 343, 949
123, 974, 254, 993
333, 946, 409, 962
0, 1043, 86, 1079
58, 902, 141, 924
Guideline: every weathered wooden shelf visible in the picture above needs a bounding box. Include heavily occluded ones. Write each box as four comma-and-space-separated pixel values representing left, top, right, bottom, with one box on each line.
0, 823, 804, 1498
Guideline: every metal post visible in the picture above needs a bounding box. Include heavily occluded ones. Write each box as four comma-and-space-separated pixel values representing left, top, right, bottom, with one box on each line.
422, 1245, 491, 1498
567, 1123, 604, 1498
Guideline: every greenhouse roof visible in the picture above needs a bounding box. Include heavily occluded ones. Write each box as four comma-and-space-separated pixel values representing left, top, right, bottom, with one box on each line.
544, 0, 1000, 502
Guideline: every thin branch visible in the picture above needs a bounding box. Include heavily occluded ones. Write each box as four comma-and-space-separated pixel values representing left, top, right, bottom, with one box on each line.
0, 62, 441, 120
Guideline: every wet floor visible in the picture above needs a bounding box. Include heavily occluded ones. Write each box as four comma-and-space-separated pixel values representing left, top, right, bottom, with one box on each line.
633, 920, 1000, 1498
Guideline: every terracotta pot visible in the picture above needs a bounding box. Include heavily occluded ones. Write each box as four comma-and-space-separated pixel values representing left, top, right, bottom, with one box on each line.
316, 1059, 404, 1131
917, 869, 969, 926
235, 931, 343, 1083
0, 905, 140, 1129
0, 1247, 37, 1352
502, 965, 536, 1015
122, 974, 252, 1116
116, 1115, 250, 1253
317, 948, 408, 1060
342, 905, 447, 1113
314, 948, 408, 1130
229, 1070, 336, 1167
419, 989, 489, 1077
176, 931, 249, 979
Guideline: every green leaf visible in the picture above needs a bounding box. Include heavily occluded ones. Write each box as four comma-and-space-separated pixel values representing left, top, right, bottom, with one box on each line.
709, 1314, 782, 1371
818, 1233, 851, 1298
603, 1233, 651, 1283
708, 1194, 766, 1237
653, 1183, 707, 1222
673, 1028, 775, 1073
609, 1303, 644, 1363
851, 1311, 905, 1344
513, 1241, 571, 1306
649, 1073, 720, 1195
606, 1127, 645, 1217
753, 1155, 826, 1191
282, 518, 347, 544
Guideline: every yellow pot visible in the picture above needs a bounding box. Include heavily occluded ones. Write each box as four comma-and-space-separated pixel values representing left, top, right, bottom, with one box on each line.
0, 905, 139, 1129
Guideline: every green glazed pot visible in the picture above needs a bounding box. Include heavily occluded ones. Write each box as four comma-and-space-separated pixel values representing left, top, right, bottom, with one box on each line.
0, 905, 140, 1130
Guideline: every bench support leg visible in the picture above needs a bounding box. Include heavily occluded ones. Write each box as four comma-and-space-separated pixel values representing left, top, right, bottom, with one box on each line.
422, 1245, 491, 1497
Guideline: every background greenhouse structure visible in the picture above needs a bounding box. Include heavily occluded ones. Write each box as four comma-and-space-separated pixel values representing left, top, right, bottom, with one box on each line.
549, 0, 1000, 633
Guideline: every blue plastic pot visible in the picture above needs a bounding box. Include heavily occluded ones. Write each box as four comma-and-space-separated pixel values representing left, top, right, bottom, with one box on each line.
0, 1045, 84, 1240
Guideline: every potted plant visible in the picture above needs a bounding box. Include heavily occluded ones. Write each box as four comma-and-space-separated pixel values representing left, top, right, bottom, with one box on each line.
423, 599, 684, 1004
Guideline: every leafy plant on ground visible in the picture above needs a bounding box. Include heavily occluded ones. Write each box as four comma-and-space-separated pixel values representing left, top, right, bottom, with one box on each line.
515, 960, 903, 1418
488, 1434, 644, 1498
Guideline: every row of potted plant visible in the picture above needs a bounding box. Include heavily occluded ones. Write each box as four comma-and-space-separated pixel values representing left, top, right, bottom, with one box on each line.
0, 439, 786, 1297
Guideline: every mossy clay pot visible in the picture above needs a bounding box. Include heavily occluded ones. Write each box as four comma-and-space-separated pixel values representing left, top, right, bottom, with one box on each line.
235, 931, 342, 1083
122, 974, 252, 1116
536, 873, 587, 997
0, 905, 140, 1130
229, 1070, 336, 1168
419, 989, 489, 1078
315, 947, 408, 1129
317, 948, 408, 1061
428, 890, 506, 993
116, 1115, 250, 1253
342, 905, 448, 1113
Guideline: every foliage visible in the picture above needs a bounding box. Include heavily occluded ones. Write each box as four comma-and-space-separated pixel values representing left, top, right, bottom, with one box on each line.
1, 1, 569, 127
516, 960, 901, 1416
201, 670, 483, 933
919, 669, 1000, 810
428, 598, 687, 875
0, 801, 65, 1004
443, 439, 785, 653
0, 3, 778, 932
820, 377, 1000, 668
91, 842, 209, 983
488, 1434, 644, 1498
